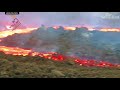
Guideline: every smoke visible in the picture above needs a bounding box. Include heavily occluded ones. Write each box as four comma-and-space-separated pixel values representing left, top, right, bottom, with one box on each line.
0, 27, 98, 57
1, 12, 120, 30
1, 12, 120, 64
2, 26, 120, 64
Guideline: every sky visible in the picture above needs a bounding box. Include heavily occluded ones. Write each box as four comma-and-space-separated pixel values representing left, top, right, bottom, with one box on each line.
0, 12, 120, 30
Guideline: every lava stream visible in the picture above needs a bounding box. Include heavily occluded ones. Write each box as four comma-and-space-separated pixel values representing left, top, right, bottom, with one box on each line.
0, 28, 37, 38
1, 27, 120, 39
52, 26, 120, 32
0, 45, 119, 68
0, 27, 120, 68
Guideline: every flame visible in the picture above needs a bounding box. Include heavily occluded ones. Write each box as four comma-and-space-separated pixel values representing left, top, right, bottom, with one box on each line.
0, 46, 32, 56
64, 27, 76, 30
0, 28, 37, 38
0, 45, 64, 61
100, 28, 120, 32
53, 26, 120, 32
0, 26, 120, 68
52, 26, 76, 30
0, 45, 119, 68
63, 27, 120, 32
52, 26, 95, 31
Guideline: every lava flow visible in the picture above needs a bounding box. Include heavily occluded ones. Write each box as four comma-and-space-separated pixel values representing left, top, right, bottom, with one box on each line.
53, 26, 120, 32
0, 45, 119, 68
0, 27, 120, 68
0, 45, 65, 61
0, 28, 37, 38
53, 26, 95, 31
100, 28, 120, 32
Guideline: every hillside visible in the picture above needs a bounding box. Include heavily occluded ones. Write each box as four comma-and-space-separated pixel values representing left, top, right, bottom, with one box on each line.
0, 26, 120, 64
0, 52, 120, 78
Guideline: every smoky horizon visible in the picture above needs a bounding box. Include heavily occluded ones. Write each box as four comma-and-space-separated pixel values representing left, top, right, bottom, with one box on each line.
1, 12, 120, 30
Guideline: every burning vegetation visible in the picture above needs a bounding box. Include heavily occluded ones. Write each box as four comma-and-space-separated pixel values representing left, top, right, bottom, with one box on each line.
0, 45, 119, 68
0, 26, 120, 77
0, 25, 120, 77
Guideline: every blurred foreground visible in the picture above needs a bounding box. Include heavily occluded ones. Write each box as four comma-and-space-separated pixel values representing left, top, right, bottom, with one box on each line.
0, 52, 120, 78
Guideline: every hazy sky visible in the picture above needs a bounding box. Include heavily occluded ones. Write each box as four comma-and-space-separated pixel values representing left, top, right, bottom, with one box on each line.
0, 12, 120, 30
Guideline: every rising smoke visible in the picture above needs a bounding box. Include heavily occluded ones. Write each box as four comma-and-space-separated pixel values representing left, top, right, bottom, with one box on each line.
1, 12, 120, 30
1, 26, 120, 64
1, 12, 120, 64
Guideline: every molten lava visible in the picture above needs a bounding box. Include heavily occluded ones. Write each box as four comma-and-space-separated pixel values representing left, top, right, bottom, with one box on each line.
0, 45, 119, 68
53, 26, 120, 32
0, 28, 37, 38
0, 26, 120, 68
0, 45, 65, 61
64, 27, 76, 30
0, 46, 32, 56
100, 28, 120, 32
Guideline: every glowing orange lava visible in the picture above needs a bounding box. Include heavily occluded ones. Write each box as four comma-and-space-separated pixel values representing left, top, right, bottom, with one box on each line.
0, 45, 64, 61
64, 27, 76, 30
52, 26, 120, 32
0, 46, 32, 56
0, 28, 37, 38
0, 26, 120, 68
100, 28, 120, 32
0, 45, 119, 68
